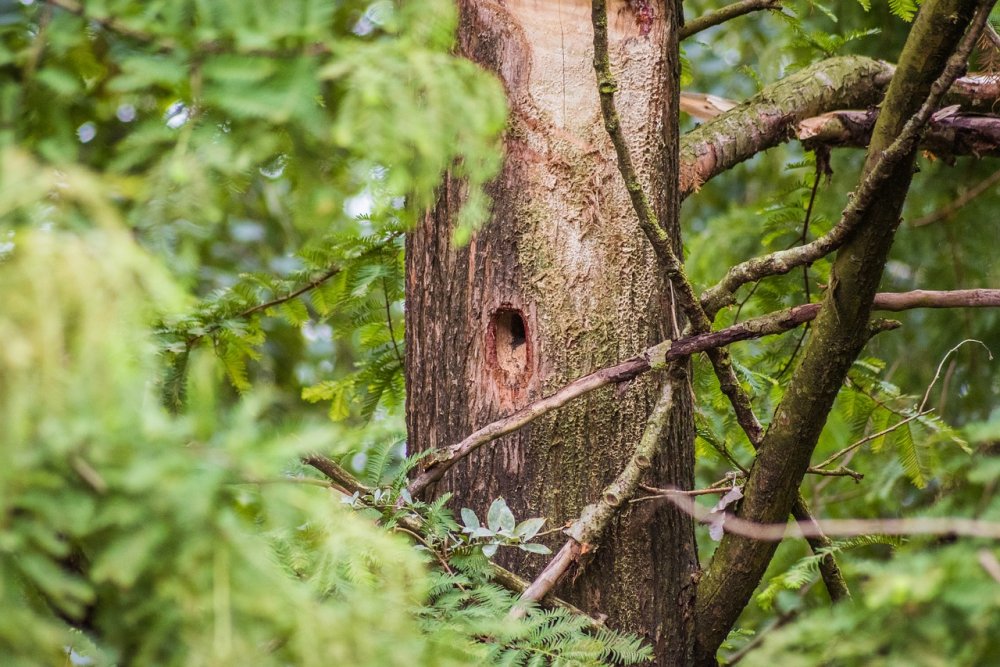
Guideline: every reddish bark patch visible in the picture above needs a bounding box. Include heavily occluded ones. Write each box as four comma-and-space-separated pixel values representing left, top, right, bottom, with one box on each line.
627, 0, 654, 37
487, 305, 532, 394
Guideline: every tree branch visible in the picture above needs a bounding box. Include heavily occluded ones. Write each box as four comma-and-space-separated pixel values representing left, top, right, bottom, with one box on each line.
699, 73, 998, 317
798, 108, 1000, 159
512, 374, 678, 615
408, 289, 999, 496
694, 3, 994, 660
666, 493, 1000, 540
681, 0, 782, 41
679, 57, 1000, 199
680, 56, 894, 198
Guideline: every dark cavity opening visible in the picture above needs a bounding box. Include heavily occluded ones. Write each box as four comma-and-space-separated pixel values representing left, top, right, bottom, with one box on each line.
490, 307, 530, 383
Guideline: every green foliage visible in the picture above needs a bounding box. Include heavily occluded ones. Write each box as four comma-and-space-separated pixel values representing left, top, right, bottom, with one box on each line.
0, 230, 448, 666
4, 0, 1000, 665
755, 535, 903, 610
886, 0, 919, 21
335, 472, 651, 665
0, 1, 635, 664
742, 543, 1000, 666
0, 220, 650, 667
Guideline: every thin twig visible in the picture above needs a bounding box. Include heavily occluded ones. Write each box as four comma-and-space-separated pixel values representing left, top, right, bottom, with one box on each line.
815, 410, 932, 469
910, 169, 1000, 227
918, 338, 993, 412
665, 493, 1000, 540
726, 585, 810, 665
382, 276, 405, 370
701, 15, 996, 318
681, 0, 783, 40
179, 266, 341, 349
778, 169, 823, 377
806, 466, 864, 481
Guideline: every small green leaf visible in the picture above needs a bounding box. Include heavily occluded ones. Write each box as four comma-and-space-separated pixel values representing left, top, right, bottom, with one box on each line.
461, 507, 480, 531
487, 497, 507, 532
514, 517, 545, 540
518, 543, 552, 555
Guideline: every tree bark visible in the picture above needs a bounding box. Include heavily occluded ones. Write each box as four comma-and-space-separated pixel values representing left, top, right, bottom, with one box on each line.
405, 1, 697, 662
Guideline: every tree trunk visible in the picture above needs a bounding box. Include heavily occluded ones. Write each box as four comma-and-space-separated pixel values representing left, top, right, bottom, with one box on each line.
405, 0, 697, 662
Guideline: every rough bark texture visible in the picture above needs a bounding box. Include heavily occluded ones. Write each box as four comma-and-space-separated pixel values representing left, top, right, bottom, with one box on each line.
680, 55, 894, 198
405, 1, 697, 661
693, 1, 985, 662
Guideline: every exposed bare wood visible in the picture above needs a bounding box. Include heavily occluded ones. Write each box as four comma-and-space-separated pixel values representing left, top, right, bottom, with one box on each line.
798, 108, 1000, 158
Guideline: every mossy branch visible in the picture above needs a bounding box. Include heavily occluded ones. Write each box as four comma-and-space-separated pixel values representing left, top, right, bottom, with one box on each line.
699, 52, 995, 318
679, 57, 1000, 199
694, 3, 994, 660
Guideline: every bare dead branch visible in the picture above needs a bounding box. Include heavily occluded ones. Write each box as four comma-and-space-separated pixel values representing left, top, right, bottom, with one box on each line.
513, 375, 678, 614
806, 466, 865, 481
408, 289, 1000, 496
667, 492, 1000, 540
816, 411, 933, 469
873, 288, 1000, 310
798, 108, 1000, 158
681, 0, 782, 41
510, 540, 584, 619
302, 454, 368, 495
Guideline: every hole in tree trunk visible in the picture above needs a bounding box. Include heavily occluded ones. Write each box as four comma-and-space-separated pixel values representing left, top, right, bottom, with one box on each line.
489, 306, 530, 387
